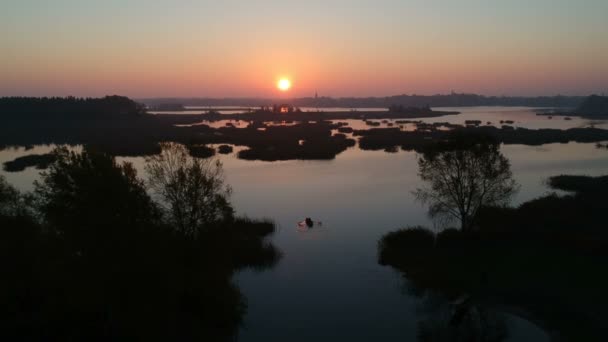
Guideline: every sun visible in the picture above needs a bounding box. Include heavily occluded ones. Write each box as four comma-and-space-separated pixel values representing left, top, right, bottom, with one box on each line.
277, 78, 291, 92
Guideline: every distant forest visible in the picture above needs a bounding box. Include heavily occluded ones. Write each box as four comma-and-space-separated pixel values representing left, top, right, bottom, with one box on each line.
0, 96, 146, 118
140, 93, 585, 108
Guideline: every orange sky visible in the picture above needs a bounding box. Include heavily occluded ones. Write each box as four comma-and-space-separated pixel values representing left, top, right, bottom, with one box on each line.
1, 0, 607, 97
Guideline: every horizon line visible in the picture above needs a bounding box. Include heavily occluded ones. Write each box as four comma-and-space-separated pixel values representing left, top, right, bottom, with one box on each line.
134, 93, 602, 100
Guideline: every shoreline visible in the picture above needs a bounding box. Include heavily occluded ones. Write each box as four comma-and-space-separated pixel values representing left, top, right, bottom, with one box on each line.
153, 109, 461, 124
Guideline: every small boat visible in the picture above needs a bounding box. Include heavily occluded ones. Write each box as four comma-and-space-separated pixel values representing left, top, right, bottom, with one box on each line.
297, 218, 323, 231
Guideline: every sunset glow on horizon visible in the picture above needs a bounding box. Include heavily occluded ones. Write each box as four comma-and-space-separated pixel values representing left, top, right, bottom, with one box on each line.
1, 0, 608, 98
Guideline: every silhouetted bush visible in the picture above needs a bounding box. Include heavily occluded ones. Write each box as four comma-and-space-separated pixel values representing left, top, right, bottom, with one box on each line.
0, 147, 281, 341
187, 144, 216, 158
218, 144, 234, 154
337, 126, 354, 133
378, 226, 435, 266
435, 228, 463, 249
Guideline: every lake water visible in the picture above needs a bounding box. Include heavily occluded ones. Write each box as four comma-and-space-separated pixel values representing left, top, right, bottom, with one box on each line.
160, 105, 608, 131
228, 143, 608, 342
2, 107, 608, 341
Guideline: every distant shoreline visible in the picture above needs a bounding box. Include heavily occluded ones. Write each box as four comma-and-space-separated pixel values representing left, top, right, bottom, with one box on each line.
149, 105, 563, 115
152, 109, 460, 123
139, 93, 585, 109
2, 96, 606, 162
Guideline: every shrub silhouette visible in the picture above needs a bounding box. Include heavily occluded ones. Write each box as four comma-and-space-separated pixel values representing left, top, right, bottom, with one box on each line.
35, 146, 160, 253
218, 144, 234, 154
187, 143, 216, 158
0, 147, 280, 341
378, 226, 435, 267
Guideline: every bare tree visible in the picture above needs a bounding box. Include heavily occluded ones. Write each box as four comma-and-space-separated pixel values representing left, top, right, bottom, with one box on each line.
145, 142, 233, 237
414, 135, 518, 231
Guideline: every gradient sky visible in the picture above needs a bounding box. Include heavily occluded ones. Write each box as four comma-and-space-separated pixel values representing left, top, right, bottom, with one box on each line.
1, 0, 607, 97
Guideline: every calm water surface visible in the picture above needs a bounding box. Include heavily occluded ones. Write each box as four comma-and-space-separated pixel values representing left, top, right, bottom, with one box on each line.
2, 107, 608, 341
162, 106, 608, 131
227, 143, 608, 342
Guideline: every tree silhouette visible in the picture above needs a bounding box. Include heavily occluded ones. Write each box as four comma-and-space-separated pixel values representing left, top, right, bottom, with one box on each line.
145, 142, 233, 237
1, 146, 280, 340
414, 134, 518, 230
380, 172, 608, 340
34, 146, 160, 253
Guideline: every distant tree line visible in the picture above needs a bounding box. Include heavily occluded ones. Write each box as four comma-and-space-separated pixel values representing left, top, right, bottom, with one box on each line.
388, 104, 432, 113
356, 124, 608, 152
0, 95, 146, 118
576, 95, 608, 117
140, 93, 585, 108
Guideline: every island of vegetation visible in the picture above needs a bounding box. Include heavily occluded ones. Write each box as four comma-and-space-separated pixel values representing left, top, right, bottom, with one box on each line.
154, 103, 460, 124
2, 96, 608, 162
355, 124, 608, 152
3, 153, 56, 172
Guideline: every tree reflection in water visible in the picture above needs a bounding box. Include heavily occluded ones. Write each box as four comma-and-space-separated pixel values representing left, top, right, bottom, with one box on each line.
416, 293, 507, 342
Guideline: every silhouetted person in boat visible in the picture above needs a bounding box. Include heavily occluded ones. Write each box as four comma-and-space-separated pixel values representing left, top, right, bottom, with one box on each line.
297, 217, 322, 229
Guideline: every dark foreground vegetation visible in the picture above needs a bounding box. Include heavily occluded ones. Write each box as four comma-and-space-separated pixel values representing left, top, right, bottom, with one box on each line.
378, 135, 608, 341
0, 143, 280, 341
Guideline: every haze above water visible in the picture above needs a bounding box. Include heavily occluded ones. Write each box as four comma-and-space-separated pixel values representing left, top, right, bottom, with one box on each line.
2, 107, 608, 341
